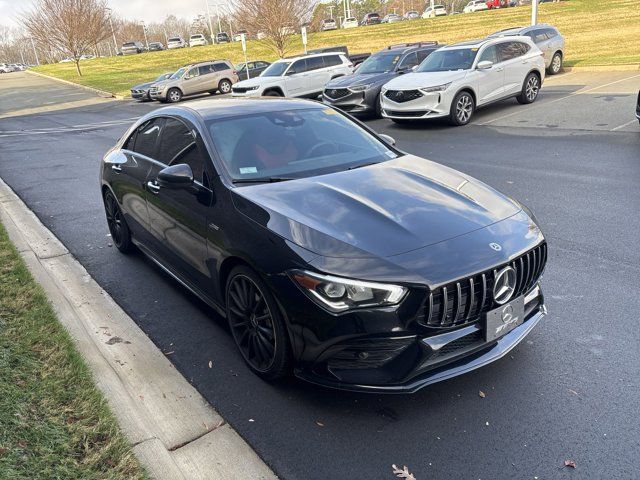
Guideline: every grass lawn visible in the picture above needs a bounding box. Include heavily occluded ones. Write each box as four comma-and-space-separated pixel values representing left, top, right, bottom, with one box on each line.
0, 222, 147, 480
35, 0, 640, 97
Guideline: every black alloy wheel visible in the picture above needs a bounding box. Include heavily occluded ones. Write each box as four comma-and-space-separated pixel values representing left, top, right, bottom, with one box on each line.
225, 266, 291, 379
104, 191, 133, 253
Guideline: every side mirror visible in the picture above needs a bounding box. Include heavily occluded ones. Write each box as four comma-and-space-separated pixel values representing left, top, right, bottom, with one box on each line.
379, 134, 396, 146
477, 60, 494, 70
157, 164, 194, 189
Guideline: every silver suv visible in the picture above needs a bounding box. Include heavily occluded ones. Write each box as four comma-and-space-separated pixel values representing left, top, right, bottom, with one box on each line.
488, 24, 565, 75
150, 60, 239, 103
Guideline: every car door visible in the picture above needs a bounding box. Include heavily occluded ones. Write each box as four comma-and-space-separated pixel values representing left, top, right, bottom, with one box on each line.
109, 119, 163, 243
475, 44, 505, 104
145, 116, 214, 289
284, 59, 309, 96
181, 67, 201, 95
305, 56, 329, 95
497, 41, 529, 95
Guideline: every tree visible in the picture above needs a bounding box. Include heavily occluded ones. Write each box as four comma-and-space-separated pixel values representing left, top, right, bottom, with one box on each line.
22, 0, 111, 76
233, 0, 314, 57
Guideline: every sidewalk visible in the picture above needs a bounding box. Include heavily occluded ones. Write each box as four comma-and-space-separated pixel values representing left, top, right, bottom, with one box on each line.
0, 176, 276, 480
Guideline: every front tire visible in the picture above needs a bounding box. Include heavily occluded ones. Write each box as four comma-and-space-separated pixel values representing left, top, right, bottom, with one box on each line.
218, 79, 232, 94
548, 52, 563, 75
166, 87, 182, 103
517, 73, 540, 104
263, 89, 283, 97
225, 266, 292, 380
449, 90, 475, 126
103, 191, 133, 253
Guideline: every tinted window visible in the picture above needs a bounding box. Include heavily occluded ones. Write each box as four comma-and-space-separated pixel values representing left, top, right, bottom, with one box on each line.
530, 29, 548, 44
198, 65, 214, 75
256, 61, 269, 68
324, 55, 342, 67
416, 49, 434, 63
185, 67, 199, 78
123, 131, 137, 151
478, 45, 499, 64
398, 52, 418, 69
262, 62, 291, 76
289, 59, 308, 74
498, 42, 527, 61
358, 53, 401, 74
133, 119, 163, 158
213, 62, 229, 71
306, 56, 325, 71
158, 118, 206, 183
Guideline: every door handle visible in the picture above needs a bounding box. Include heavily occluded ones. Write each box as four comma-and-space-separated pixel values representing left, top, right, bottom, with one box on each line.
111, 165, 123, 173
147, 180, 161, 194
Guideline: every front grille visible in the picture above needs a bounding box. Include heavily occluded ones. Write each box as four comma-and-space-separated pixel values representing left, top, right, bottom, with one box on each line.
418, 242, 547, 328
385, 110, 428, 117
149, 87, 158, 93
324, 88, 350, 99
385, 89, 423, 103
232, 87, 249, 94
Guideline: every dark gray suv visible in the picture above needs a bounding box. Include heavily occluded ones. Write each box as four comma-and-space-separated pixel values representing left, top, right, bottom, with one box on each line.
322, 42, 441, 118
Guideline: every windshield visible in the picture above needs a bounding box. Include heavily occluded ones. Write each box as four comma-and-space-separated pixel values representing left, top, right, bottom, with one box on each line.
170, 67, 187, 79
207, 108, 398, 182
156, 73, 170, 81
168, 38, 181, 42
261, 61, 291, 77
416, 48, 478, 72
357, 53, 401, 74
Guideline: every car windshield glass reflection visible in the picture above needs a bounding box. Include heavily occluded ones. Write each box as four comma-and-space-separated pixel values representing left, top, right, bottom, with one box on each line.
261, 62, 291, 77
417, 48, 478, 72
207, 108, 398, 182
357, 53, 401, 74
170, 67, 186, 79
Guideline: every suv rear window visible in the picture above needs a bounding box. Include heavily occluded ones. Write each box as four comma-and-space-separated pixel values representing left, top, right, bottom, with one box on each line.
213, 62, 230, 71
123, 42, 135, 47
306, 56, 325, 71
169, 37, 181, 42
324, 55, 342, 67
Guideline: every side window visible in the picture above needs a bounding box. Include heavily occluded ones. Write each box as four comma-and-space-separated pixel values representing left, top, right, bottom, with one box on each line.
498, 42, 522, 62
478, 45, 499, 64
288, 59, 307, 75
185, 67, 199, 79
257, 61, 269, 68
306, 56, 325, 71
416, 49, 433, 63
324, 55, 342, 67
198, 65, 213, 76
398, 52, 418, 69
157, 118, 206, 184
247, 62, 255, 69
213, 62, 228, 72
133, 118, 163, 158
532, 29, 548, 44
123, 130, 137, 151
543, 28, 557, 39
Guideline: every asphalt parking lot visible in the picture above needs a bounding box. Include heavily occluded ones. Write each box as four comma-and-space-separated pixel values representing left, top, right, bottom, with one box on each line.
1, 70, 639, 479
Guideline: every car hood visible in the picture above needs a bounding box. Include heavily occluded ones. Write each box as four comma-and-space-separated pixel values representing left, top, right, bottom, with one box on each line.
385, 70, 468, 89
326, 72, 396, 88
235, 77, 281, 88
231, 155, 521, 258
152, 79, 176, 89
132, 81, 154, 90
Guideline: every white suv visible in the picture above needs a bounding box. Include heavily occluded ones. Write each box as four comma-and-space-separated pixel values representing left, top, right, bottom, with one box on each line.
231, 53, 354, 98
463, 0, 489, 13
189, 34, 208, 47
380, 37, 545, 126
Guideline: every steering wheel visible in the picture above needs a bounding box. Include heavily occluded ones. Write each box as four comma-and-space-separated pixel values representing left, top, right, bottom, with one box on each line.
306, 142, 339, 158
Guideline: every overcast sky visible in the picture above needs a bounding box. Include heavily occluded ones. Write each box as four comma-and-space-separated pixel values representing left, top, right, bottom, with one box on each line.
1, 0, 212, 28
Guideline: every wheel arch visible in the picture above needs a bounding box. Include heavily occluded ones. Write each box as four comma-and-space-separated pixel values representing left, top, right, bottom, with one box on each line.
455, 86, 477, 105
262, 87, 285, 96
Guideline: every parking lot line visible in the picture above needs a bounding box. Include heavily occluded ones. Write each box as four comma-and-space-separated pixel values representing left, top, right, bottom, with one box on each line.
611, 119, 639, 131
479, 72, 640, 126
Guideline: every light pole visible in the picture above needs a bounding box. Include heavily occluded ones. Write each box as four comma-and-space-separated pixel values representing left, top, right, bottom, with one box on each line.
30, 37, 39, 66
531, 0, 538, 25
141, 21, 149, 50
204, 1, 215, 41
214, 3, 223, 33
106, 8, 118, 55
328, 5, 334, 19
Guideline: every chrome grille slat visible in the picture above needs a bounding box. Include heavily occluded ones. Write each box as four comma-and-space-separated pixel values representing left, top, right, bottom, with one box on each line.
440, 287, 448, 325
465, 277, 474, 320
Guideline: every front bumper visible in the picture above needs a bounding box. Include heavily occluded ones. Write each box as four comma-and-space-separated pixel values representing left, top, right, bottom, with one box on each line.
381, 89, 452, 120
322, 87, 380, 114
149, 89, 167, 101
294, 284, 546, 393
131, 90, 149, 100
231, 87, 263, 98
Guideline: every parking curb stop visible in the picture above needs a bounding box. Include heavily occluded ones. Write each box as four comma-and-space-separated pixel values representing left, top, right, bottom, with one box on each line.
0, 176, 277, 480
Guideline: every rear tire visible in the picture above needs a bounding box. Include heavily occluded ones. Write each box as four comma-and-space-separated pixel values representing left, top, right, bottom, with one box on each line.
218, 79, 232, 94
373, 93, 383, 119
166, 87, 182, 103
263, 89, 283, 97
225, 266, 292, 380
548, 52, 563, 75
517, 72, 540, 104
449, 90, 475, 126
103, 191, 133, 254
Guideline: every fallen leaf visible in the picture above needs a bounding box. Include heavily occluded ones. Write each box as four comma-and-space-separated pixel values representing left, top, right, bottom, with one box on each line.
315, 421, 324, 427
18, 441, 27, 449
485, 421, 490, 426
105, 336, 131, 345
479, 390, 486, 398
208, 361, 213, 369
392, 464, 415, 479
568, 389, 580, 396
248, 418, 254, 422
164, 351, 175, 355
564, 460, 577, 468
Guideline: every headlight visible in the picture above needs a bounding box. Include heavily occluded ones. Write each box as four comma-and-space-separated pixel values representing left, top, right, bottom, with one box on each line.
246, 86, 259, 91
289, 270, 407, 312
348, 84, 372, 93
419, 82, 452, 93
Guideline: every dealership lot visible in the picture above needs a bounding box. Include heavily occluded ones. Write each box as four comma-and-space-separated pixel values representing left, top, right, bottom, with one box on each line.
1, 71, 639, 479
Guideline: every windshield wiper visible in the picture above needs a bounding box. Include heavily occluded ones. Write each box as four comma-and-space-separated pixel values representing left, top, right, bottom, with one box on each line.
347, 162, 380, 171
232, 176, 295, 184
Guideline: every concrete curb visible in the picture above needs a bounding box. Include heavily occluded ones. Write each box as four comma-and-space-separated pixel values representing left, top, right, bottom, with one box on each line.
565, 64, 640, 72
0, 177, 276, 480
26, 69, 127, 100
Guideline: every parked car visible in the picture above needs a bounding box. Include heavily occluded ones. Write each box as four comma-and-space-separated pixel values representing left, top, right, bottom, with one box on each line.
235, 60, 271, 81
121, 41, 144, 55
130, 72, 174, 101
636, 90, 640, 125
100, 97, 548, 392
215, 32, 231, 44
233, 30, 249, 41
149, 60, 238, 103
232, 52, 353, 98
423, 5, 447, 17
463, 0, 489, 12
148, 42, 165, 51
189, 34, 208, 47
403, 10, 421, 20
380, 37, 545, 125
488, 24, 565, 75
0, 63, 13, 73
167, 36, 186, 49
308, 45, 370, 66
361, 13, 381, 25
323, 41, 441, 118
486, 0, 511, 8
342, 17, 358, 28
320, 19, 338, 31
381, 13, 402, 23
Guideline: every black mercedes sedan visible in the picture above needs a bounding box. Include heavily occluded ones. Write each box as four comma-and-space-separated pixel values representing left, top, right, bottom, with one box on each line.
100, 98, 548, 393
322, 42, 441, 118
130, 72, 174, 101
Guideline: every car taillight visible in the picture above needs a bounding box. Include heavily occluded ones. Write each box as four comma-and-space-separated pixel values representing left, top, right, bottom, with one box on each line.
233, 70, 237, 75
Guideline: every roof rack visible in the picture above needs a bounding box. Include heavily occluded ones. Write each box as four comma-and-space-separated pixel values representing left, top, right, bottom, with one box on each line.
387, 41, 438, 50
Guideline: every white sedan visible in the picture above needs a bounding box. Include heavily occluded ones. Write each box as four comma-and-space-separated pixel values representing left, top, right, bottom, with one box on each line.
342, 17, 358, 28
380, 37, 545, 126
463, 0, 489, 13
